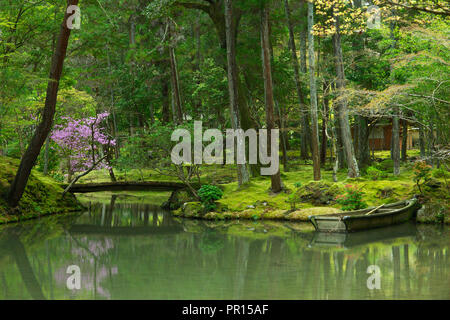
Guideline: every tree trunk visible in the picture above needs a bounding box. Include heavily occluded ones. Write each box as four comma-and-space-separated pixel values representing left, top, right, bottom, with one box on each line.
332, 12, 359, 178
7, 0, 79, 208
299, 0, 311, 159
106, 46, 119, 159
260, 4, 282, 192
168, 22, 183, 124
284, 0, 308, 161
225, 0, 250, 186
401, 119, 408, 161
178, 0, 260, 177
161, 74, 171, 123
357, 115, 371, 167
321, 81, 329, 165
43, 137, 49, 175
307, 1, 321, 181
392, 108, 401, 175
268, 15, 288, 172
419, 123, 426, 158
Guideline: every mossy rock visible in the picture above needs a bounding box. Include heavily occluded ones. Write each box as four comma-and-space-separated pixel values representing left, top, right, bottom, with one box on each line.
261, 209, 285, 220
161, 189, 196, 210
181, 202, 203, 218
294, 181, 344, 205
287, 207, 342, 221
417, 202, 450, 224
0, 156, 82, 223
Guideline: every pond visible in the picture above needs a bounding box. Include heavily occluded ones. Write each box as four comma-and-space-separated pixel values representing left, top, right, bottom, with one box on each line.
0, 192, 449, 300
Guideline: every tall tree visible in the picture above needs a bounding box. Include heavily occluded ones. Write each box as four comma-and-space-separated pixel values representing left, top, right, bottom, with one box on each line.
168, 20, 183, 124
401, 119, 408, 161
283, 0, 308, 161
392, 107, 401, 175
331, 6, 359, 178
299, 0, 311, 159
260, 2, 282, 192
7, 0, 79, 208
224, 0, 250, 186
307, 0, 321, 181
177, 0, 260, 178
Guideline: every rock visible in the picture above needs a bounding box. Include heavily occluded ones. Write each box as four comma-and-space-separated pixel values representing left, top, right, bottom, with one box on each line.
182, 202, 203, 218
416, 203, 448, 223
161, 189, 196, 210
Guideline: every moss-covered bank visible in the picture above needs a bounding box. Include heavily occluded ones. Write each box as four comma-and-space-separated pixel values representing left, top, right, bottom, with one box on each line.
171, 166, 450, 224
0, 157, 83, 224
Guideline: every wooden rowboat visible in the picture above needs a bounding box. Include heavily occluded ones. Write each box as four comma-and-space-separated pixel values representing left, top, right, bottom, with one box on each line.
308, 198, 421, 233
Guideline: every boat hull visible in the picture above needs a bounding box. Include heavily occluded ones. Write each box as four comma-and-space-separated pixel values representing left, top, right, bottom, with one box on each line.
309, 198, 421, 233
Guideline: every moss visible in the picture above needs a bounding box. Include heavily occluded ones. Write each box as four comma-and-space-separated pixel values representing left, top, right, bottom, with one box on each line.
287, 207, 342, 221
294, 181, 344, 205
417, 202, 450, 224
161, 189, 195, 210
181, 202, 203, 218
0, 156, 83, 224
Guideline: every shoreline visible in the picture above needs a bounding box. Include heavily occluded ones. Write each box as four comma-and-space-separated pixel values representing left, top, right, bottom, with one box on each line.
171, 201, 450, 224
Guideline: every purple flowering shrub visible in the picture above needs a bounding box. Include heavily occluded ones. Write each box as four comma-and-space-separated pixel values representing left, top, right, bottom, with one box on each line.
51, 112, 115, 176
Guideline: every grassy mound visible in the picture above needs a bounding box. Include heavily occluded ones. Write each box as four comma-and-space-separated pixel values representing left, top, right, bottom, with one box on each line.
0, 157, 83, 224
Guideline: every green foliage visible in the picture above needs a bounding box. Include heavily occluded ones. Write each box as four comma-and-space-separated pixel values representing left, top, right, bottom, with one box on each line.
413, 161, 433, 194
286, 193, 298, 210
198, 185, 223, 212
432, 168, 450, 179
366, 166, 388, 180
335, 185, 368, 211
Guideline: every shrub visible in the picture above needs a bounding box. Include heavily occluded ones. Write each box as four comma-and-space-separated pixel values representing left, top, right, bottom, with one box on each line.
366, 166, 386, 180
413, 161, 432, 194
335, 184, 368, 211
432, 168, 450, 179
198, 185, 223, 212
286, 193, 300, 210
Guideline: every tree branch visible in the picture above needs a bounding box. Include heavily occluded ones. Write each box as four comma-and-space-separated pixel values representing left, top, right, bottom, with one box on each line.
383, 0, 450, 17
62, 155, 107, 197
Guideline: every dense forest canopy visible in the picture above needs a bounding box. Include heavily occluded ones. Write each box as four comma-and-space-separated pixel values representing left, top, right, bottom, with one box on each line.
0, 0, 449, 208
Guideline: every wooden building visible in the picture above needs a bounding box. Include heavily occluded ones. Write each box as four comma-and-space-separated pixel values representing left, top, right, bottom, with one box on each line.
352, 122, 414, 151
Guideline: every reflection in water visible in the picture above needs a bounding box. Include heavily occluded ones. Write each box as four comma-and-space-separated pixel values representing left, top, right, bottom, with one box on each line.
0, 194, 449, 300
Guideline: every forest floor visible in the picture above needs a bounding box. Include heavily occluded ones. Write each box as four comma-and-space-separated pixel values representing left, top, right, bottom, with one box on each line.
0, 157, 83, 224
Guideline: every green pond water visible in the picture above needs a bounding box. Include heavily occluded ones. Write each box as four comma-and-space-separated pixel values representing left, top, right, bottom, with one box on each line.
0, 192, 449, 300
